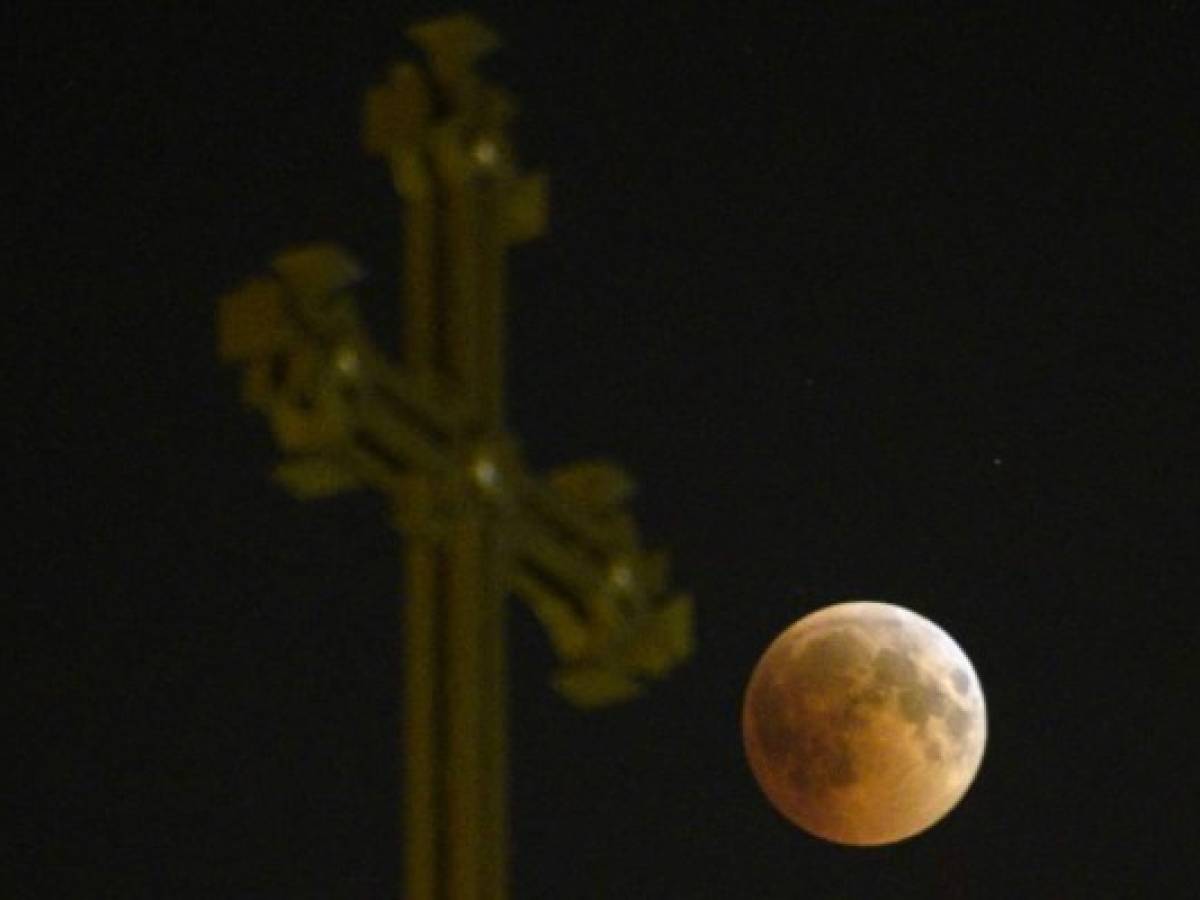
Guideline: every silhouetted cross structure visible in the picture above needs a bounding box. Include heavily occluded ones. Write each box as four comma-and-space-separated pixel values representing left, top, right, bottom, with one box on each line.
217, 14, 693, 900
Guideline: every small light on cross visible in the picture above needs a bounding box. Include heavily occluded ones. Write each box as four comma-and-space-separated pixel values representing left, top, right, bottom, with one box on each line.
471, 454, 503, 493
609, 561, 635, 592
471, 139, 500, 168
333, 344, 361, 378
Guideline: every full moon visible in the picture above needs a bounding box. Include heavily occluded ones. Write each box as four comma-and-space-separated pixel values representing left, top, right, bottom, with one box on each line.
742, 601, 986, 846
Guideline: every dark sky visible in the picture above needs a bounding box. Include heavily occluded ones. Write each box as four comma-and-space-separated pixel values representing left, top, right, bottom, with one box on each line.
12, 2, 1195, 897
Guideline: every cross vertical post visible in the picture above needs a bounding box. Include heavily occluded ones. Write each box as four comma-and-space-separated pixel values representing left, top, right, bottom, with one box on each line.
217, 14, 694, 900
377, 17, 518, 898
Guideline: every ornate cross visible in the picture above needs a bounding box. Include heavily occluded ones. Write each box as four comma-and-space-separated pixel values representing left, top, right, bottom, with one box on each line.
217, 14, 693, 900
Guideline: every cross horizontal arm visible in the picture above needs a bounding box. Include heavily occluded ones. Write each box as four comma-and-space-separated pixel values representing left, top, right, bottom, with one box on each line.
218, 249, 693, 704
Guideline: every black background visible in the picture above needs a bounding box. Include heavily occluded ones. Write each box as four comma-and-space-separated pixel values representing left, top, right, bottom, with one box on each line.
11, 2, 1195, 897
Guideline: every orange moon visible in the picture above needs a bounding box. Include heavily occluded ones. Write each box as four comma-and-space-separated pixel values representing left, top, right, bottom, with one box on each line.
742, 601, 986, 846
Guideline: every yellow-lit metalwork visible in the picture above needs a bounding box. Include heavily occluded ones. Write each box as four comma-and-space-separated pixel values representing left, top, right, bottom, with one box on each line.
217, 13, 693, 899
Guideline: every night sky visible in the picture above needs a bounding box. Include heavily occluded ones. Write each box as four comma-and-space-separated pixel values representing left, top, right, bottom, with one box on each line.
13, 3, 1195, 897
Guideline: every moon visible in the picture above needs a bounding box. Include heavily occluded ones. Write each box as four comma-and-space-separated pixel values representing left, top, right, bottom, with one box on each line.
741, 601, 986, 846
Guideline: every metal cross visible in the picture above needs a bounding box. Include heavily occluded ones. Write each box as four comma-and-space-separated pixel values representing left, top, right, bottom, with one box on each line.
217, 14, 693, 900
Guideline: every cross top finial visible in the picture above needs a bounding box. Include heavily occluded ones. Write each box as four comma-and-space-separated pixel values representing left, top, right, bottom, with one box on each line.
406, 13, 501, 82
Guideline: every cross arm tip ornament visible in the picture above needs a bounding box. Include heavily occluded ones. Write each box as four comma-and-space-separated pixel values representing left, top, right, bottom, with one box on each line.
363, 72, 547, 247
514, 461, 696, 707
548, 587, 695, 708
